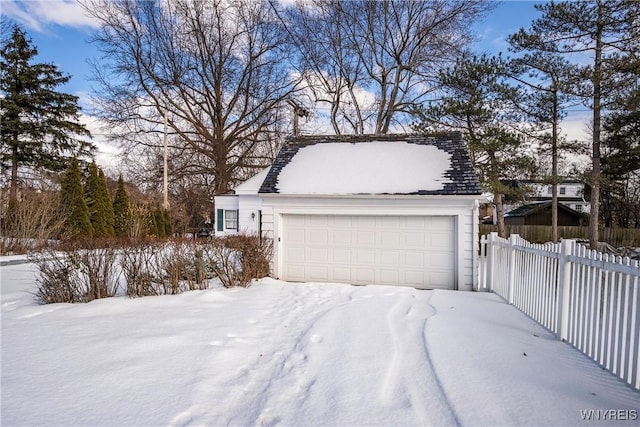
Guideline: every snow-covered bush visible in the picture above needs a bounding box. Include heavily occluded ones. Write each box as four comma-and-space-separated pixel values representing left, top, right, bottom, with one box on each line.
30, 239, 121, 303
31, 235, 273, 304
202, 235, 272, 288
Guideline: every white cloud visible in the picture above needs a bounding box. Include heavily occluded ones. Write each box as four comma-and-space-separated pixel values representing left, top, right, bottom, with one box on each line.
78, 113, 121, 173
2, 0, 99, 32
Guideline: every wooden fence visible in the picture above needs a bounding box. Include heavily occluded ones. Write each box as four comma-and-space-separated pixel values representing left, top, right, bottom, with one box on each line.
479, 224, 640, 248
478, 232, 640, 390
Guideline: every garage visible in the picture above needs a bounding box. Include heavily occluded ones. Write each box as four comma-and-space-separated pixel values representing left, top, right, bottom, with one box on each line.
250, 133, 481, 291
281, 214, 456, 289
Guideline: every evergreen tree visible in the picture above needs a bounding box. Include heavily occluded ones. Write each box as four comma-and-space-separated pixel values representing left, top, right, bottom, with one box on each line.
112, 175, 131, 237
85, 162, 108, 237
507, 47, 581, 242
59, 158, 92, 238
153, 205, 166, 238
1, 25, 94, 203
98, 169, 115, 236
509, 0, 640, 248
163, 208, 172, 237
414, 54, 535, 237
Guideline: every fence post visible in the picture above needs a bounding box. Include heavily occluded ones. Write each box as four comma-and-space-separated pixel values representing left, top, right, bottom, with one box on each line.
556, 239, 574, 341
486, 232, 497, 292
507, 234, 519, 304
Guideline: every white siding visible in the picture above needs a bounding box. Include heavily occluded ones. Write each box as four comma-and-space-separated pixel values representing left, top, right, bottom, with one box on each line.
237, 195, 262, 234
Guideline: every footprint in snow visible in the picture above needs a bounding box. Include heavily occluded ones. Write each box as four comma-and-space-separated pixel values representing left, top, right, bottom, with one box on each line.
310, 334, 323, 343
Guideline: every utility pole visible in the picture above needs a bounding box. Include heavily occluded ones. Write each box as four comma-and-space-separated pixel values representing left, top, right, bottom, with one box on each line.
163, 109, 169, 209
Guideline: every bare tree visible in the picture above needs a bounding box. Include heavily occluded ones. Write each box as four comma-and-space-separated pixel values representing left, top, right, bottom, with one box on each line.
280, 0, 492, 134
82, 0, 300, 195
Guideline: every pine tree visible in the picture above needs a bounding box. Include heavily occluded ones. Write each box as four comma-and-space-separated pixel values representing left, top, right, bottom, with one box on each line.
59, 158, 92, 238
112, 175, 130, 237
413, 54, 534, 237
509, 0, 640, 248
153, 205, 166, 237
98, 169, 115, 236
1, 25, 94, 203
85, 162, 108, 237
163, 208, 172, 237
507, 47, 581, 242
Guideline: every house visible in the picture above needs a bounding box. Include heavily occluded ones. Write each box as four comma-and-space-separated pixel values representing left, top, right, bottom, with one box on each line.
501, 179, 590, 214
504, 201, 587, 226
215, 133, 482, 291
214, 168, 269, 236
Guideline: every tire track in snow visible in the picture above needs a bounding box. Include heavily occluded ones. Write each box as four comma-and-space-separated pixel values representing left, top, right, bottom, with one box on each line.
380, 291, 459, 426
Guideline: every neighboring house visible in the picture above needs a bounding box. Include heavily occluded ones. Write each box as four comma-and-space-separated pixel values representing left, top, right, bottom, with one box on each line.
504, 201, 587, 226
502, 179, 590, 214
214, 168, 269, 236
216, 133, 482, 291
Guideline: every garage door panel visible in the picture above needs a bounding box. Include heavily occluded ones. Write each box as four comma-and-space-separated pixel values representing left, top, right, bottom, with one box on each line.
332, 267, 351, 282
285, 265, 306, 281
405, 232, 426, 247
331, 216, 351, 227
431, 252, 452, 265
355, 249, 375, 265
281, 214, 455, 289
379, 216, 400, 228
380, 231, 400, 247
309, 266, 328, 282
309, 248, 328, 263
332, 248, 351, 263
355, 230, 375, 246
404, 251, 424, 267
380, 270, 399, 285
404, 270, 425, 286
285, 248, 306, 262
287, 228, 306, 244
332, 230, 352, 246
309, 229, 328, 245
355, 269, 375, 283
379, 250, 400, 265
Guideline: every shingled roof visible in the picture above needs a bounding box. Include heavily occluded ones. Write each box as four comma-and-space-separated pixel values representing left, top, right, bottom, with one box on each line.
258, 133, 481, 195
505, 201, 585, 218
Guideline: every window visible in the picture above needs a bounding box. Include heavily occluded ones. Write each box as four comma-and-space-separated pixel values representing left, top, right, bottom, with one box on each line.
547, 186, 552, 195
559, 187, 566, 195
225, 210, 238, 230
574, 204, 583, 212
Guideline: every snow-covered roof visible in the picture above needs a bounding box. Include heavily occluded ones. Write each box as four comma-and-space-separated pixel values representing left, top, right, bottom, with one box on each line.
233, 168, 270, 195
259, 133, 481, 195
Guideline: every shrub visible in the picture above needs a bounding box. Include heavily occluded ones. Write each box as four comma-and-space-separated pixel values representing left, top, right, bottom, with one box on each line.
30, 250, 84, 304
202, 235, 272, 288
31, 234, 273, 304
119, 239, 158, 297
31, 239, 121, 304
0, 188, 64, 255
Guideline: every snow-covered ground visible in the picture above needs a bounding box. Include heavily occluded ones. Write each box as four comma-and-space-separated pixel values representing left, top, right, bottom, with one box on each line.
2, 260, 638, 426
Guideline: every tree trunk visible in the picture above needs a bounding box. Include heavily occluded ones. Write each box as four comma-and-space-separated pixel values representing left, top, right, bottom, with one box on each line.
589, 3, 603, 250
10, 141, 19, 204
496, 193, 506, 238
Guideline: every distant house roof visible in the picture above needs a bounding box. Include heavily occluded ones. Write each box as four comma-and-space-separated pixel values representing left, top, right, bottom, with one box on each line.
505, 201, 585, 218
258, 133, 481, 195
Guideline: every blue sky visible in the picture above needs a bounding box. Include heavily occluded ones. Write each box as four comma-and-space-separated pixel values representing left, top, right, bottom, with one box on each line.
3, 0, 543, 104
2, 0, 589, 169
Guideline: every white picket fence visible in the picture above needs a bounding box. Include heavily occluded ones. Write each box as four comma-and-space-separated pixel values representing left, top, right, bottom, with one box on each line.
477, 232, 640, 390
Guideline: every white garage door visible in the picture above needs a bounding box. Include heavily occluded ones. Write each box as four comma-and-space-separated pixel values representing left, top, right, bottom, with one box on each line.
281, 215, 456, 289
